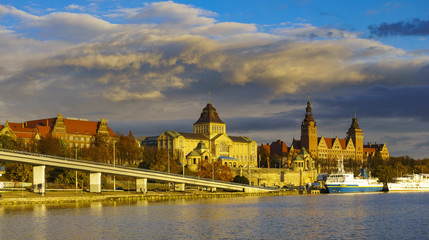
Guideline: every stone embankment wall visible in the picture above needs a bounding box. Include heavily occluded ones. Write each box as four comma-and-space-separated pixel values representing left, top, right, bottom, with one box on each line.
0, 191, 309, 206
232, 167, 318, 188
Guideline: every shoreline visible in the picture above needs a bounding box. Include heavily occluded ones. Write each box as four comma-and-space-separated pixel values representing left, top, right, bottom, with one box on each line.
0, 190, 314, 205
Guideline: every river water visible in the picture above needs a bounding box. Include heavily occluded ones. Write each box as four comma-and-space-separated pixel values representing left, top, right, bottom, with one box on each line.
0, 192, 428, 240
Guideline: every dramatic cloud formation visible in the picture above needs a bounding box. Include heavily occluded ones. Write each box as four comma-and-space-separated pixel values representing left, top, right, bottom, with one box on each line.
369, 18, 429, 37
0, 1, 428, 157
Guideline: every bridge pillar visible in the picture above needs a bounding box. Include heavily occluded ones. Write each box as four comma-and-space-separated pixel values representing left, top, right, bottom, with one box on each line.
135, 178, 147, 193
33, 165, 46, 194
90, 173, 101, 193
175, 183, 185, 192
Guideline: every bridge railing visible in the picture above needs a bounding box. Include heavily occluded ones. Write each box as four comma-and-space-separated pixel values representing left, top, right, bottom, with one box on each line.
0, 148, 272, 190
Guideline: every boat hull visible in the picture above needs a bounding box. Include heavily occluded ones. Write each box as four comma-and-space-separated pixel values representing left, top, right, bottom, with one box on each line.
388, 184, 429, 192
327, 184, 384, 193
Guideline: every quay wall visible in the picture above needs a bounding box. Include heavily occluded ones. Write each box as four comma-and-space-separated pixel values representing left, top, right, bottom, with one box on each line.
0, 190, 317, 206
232, 168, 318, 188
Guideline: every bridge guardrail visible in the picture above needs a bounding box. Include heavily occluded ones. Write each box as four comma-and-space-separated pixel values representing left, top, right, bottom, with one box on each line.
0, 148, 274, 191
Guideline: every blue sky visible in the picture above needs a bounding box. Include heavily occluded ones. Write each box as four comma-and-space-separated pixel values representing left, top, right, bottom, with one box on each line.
0, 0, 429, 158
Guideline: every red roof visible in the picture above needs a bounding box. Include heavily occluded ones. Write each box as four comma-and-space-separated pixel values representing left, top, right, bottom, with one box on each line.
7, 122, 39, 139
338, 139, 346, 149
324, 138, 333, 148
259, 144, 271, 155
37, 125, 51, 137
2, 115, 117, 139
363, 147, 376, 155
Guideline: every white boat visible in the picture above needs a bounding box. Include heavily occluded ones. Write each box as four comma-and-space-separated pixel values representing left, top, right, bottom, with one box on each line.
387, 174, 429, 191
325, 157, 383, 193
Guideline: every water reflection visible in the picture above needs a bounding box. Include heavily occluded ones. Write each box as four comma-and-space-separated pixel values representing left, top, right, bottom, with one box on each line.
0, 193, 429, 239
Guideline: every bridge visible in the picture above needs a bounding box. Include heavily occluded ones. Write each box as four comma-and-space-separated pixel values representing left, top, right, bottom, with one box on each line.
0, 149, 273, 194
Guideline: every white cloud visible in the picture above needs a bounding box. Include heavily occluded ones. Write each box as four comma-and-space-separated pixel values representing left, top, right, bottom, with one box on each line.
65, 4, 83, 11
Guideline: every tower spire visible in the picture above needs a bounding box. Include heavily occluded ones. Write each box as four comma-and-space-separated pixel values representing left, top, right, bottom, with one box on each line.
208, 91, 211, 104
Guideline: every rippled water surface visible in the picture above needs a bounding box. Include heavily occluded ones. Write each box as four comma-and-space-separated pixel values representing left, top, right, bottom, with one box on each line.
1, 192, 428, 239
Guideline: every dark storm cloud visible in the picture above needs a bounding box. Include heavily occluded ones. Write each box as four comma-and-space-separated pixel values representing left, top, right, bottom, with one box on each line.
110, 119, 192, 137
226, 114, 299, 133
316, 85, 429, 122
369, 18, 429, 37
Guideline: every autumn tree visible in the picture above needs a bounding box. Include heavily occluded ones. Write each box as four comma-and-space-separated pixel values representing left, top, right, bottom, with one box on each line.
257, 145, 270, 168
38, 134, 66, 156
0, 135, 33, 182
138, 148, 182, 173
80, 134, 112, 164
116, 131, 142, 166
197, 160, 233, 182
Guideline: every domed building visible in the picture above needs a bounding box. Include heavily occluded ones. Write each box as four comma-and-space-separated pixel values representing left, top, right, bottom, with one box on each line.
291, 148, 317, 186
146, 102, 258, 172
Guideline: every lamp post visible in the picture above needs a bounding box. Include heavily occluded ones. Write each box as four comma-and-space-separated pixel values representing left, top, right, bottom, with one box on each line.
113, 141, 116, 192
75, 148, 78, 194
248, 156, 251, 186
167, 149, 170, 173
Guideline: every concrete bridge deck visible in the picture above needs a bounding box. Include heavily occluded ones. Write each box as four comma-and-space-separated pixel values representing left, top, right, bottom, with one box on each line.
0, 149, 274, 193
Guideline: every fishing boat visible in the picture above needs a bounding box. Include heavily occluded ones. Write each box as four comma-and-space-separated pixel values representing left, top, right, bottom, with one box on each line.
325, 157, 383, 193
387, 174, 429, 191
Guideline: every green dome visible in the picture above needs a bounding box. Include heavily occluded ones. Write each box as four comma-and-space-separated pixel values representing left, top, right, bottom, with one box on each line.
187, 150, 201, 157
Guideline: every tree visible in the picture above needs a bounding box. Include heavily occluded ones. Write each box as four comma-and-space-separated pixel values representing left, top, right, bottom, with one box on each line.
0, 135, 33, 182
149, 149, 181, 173
5, 163, 33, 182
197, 160, 233, 182
38, 134, 65, 156
233, 175, 249, 184
0, 135, 17, 149
116, 131, 142, 166
258, 145, 270, 168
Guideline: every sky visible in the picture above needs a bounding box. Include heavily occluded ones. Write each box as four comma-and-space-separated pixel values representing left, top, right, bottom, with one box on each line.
0, 1, 429, 158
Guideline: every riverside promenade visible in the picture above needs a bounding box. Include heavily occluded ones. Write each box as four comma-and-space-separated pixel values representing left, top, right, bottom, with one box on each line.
0, 190, 313, 206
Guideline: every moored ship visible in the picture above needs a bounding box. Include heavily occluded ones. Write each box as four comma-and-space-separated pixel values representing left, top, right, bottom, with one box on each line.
387, 174, 429, 191
325, 157, 383, 193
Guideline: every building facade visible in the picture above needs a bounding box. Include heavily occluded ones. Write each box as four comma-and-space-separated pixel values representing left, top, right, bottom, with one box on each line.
0, 114, 117, 148
144, 102, 258, 172
290, 100, 389, 167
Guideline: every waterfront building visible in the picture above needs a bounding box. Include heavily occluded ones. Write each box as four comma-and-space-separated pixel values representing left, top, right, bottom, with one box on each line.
0, 114, 117, 148
363, 142, 390, 160
289, 100, 389, 168
142, 102, 258, 172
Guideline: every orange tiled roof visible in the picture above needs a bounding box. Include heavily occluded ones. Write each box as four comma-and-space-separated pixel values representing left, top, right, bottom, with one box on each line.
363, 147, 376, 154
37, 125, 51, 137
338, 139, 346, 149
324, 138, 333, 148
26, 117, 116, 137
6, 122, 39, 139
64, 119, 116, 137
259, 144, 271, 155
